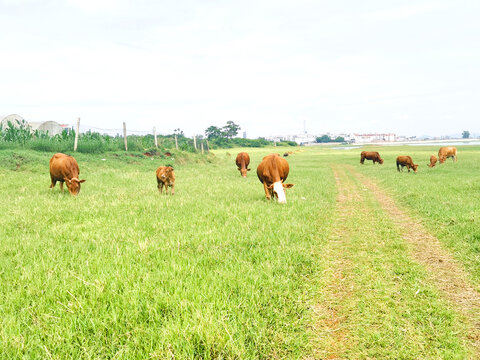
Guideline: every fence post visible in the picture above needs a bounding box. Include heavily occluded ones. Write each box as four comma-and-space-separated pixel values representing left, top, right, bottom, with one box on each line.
123, 122, 128, 151
175, 135, 178, 150
206, 140, 210, 152
153, 127, 158, 148
193, 135, 197, 150
201, 142, 204, 154
74, 117, 80, 151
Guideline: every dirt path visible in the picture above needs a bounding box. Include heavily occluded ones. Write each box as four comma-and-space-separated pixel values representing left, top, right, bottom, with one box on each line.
309, 164, 480, 358
349, 165, 480, 350
308, 166, 359, 359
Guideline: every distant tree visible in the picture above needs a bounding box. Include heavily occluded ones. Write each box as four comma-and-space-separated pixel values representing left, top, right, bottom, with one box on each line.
316, 135, 331, 143
205, 126, 223, 140
334, 136, 345, 142
462, 130, 470, 139
222, 121, 241, 139
173, 128, 184, 137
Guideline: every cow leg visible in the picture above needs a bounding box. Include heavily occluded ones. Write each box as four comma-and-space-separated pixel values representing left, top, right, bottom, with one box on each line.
170, 184, 175, 196
263, 182, 271, 200
397, 163, 400, 172
158, 183, 164, 194
59, 181, 64, 192
50, 177, 57, 189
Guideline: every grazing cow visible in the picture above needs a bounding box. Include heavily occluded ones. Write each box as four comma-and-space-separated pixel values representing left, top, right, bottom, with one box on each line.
49, 153, 86, 195
438, 146, 457, 164
235, 152, 251, 178
156, 166, 175, 195
257, 154, 294, 204
360, 151, 384, 164
396, 156, 418, 173
428, 155, 437, 168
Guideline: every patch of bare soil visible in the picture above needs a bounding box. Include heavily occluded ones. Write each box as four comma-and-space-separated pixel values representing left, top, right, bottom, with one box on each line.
349, 165, 480, 351
307, 166, 358, 359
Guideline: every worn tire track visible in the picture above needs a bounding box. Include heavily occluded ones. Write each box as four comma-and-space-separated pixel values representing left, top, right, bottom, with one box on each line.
348, 165, 480, 352
307, 166, 359, 359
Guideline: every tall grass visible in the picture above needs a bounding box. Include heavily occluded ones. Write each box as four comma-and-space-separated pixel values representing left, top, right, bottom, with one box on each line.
0, 147, 477, 358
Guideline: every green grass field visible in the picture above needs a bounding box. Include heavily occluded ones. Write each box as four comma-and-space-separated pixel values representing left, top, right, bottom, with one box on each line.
0, 146, 478, 359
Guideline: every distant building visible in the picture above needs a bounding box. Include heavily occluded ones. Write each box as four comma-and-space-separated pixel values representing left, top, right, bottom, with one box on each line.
243, 131, 247, 139
267, 133, 316, 145
0, 114, 26, 128
28, 121, 67, 136
352, 133, 396, 143
0, 115, 68, 136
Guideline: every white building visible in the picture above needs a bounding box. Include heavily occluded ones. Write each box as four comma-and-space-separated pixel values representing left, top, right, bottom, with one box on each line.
352, 133, 396, 143
267, 133, 316, 145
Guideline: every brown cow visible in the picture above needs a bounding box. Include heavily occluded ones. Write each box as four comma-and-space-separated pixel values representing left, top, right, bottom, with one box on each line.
156, 166, 175, 195
257, 154, 294, 203
396, 156, 418, 173
235, 152, 251, 178
428, 155, 437, 168
360, 151, 384, 164
49, 153, 86, 195
438, 146, 457, 164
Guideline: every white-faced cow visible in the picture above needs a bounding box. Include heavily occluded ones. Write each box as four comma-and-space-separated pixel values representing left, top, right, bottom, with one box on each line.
256, 154, 294, 204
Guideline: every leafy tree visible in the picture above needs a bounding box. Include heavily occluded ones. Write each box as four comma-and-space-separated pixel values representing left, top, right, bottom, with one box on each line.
462, 130, 470, 139
334, 136, 345, 142
205, 126, 223, 140
316, 135, 331, 143
222, 121, 241, 139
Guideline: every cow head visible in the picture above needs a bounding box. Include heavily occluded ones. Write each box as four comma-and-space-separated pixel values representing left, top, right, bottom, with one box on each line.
412, 164, 418, 173
379, 158, 384, 164
269, 181, 294, 204
162, 166, 174, 178
64, 177, 86, 195
238, 167, 251, 178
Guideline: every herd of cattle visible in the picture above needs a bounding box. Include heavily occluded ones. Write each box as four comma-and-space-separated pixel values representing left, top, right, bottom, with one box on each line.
360, 146, 458, 173
49, 146, 458, 203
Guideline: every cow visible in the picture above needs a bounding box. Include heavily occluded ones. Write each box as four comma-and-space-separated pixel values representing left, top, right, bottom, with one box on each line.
396, 156, 418, 173
257, 154, 294, 204
49, 153, 86, 195
235, 152, 251, 178
360, 151, 384, 165
156, 166, 175, 195
428, 155, 437, 168
438, 146, 457, 164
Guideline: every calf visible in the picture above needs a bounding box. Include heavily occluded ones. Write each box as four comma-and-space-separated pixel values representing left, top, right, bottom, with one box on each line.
49, 153, 86, 195
156, 166, 175, 195
428, 155, 437, 168
235, 152, 251, 178
396, 156, 418, 173
360, 151, 384, 164
438, 147, 457, 164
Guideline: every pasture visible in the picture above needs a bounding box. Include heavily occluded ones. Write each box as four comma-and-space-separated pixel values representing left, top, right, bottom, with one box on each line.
0, 146, 479, 359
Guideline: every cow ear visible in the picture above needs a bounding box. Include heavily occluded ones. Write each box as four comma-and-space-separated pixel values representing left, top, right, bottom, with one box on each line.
283, 183, 294, 189
79, 179, 86, 183
267, 184, 274, 189
64, 178, 71, 184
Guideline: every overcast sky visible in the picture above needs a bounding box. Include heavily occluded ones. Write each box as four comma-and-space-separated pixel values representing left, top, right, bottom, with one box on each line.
1, 0, 479, 138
